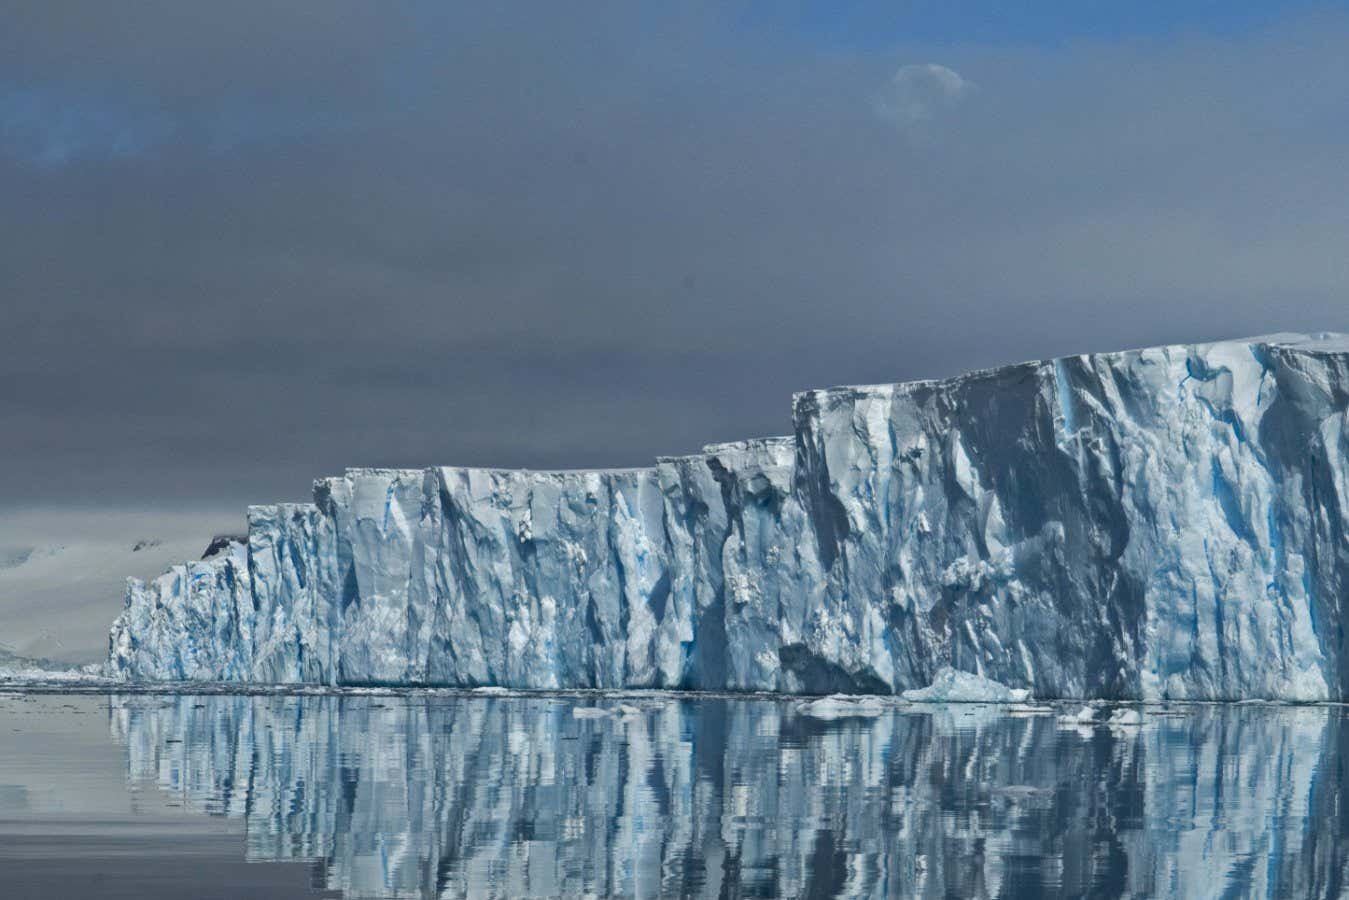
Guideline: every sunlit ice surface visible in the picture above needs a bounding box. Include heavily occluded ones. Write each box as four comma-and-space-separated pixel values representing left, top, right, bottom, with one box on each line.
0, 690, 1346, 898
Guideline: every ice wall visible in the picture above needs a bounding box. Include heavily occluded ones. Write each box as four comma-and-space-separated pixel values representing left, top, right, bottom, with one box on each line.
108, 333, 1349, 699
791, 332, 1349, 699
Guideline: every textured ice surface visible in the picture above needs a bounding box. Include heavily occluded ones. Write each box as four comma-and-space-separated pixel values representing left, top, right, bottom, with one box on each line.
109, 333, 1349, 699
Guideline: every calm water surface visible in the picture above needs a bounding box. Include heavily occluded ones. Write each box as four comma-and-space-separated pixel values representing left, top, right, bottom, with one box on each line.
0, 691, 1346, 898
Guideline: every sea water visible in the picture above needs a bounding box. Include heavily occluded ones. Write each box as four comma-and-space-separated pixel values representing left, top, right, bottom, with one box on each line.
0, 690, 1345, 898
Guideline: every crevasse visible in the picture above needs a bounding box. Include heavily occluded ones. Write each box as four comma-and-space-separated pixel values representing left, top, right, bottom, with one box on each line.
107, 333, 1349, 699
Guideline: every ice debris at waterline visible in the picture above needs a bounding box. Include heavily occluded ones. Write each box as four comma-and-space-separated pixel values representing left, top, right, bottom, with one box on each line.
108, 333, 1349, 700
900, 667, 1031, 703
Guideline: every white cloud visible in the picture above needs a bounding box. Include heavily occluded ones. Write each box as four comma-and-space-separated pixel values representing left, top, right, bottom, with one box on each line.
873, 63, 974, 132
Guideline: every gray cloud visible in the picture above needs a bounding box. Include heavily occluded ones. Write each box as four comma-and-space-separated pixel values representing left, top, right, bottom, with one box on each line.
4, 4, 1349, 512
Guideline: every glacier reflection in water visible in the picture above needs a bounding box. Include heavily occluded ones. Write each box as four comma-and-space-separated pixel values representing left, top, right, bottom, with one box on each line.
108, 693, 1349, 898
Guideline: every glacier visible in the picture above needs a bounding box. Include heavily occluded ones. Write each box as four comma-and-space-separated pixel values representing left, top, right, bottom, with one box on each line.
108, 332, 1349, 700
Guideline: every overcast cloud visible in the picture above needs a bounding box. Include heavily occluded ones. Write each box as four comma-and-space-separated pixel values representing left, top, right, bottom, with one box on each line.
5, 2, 1349, 513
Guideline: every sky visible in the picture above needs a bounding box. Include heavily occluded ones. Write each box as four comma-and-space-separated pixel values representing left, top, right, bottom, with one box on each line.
4, 1, 1349, 517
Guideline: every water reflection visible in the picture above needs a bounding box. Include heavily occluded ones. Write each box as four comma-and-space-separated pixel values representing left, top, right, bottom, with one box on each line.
107, 694, 1349, 898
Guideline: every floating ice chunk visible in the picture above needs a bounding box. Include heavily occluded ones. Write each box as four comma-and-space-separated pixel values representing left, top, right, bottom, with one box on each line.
1107, 708, 1143, 727
797, 694, 889, 720
1058, 705, 1097, 725
901, 668, 1031, 703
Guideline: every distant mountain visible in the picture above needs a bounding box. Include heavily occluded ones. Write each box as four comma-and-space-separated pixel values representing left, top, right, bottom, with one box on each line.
0, 509, 240, 664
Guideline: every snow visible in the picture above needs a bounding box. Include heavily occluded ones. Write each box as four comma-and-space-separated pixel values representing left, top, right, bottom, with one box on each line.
107, 333, 1349, 700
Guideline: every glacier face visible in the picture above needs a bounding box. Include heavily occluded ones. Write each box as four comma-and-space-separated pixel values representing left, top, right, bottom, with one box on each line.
108, 333, 1349, 699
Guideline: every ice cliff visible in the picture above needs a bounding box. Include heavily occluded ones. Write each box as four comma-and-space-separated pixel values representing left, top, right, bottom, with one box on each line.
108, 333, 1349, 700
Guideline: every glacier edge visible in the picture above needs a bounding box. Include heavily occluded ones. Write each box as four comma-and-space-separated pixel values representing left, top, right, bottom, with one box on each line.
107, 332, 1349, 699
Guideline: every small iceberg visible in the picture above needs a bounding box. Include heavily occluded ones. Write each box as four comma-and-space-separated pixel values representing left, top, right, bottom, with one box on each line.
1058, 705, 1097, 725
901, 667, 1031, 704
1107, 708, 1143, 727
796, 694, 890, 721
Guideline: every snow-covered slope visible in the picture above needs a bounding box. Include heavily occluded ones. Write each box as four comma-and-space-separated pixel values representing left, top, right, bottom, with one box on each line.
0, 509, 238, 664
108, 334, 1349, 699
